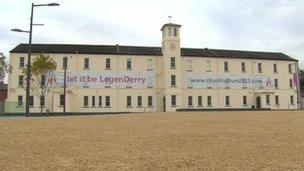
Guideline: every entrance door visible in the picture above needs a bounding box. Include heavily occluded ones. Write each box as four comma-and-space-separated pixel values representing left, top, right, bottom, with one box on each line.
163, 96, 166, 112
256, 96, 261, 109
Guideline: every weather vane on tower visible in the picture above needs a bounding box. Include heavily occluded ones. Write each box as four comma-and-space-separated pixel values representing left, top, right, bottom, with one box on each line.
168, 16, 172, 23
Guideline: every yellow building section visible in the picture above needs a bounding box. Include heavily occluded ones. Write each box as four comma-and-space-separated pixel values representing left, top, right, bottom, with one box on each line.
6, 23, 299, 113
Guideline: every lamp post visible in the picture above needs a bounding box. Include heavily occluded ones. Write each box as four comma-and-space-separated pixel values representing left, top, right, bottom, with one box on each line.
11, 2, 59, 117
63, 56, 67, 115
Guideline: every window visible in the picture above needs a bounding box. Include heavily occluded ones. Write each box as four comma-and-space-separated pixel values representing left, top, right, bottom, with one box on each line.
275, 95, 279, 106
241, 62, 246, 73
83, 96, 89, 107
258, 63, 262, 73
40, 96, 45, 107
18, 75, 24, 86
92, 96, 95, 107
148, 96, 153, 107
273, 63, 277, 73
206, 61, 211, 72
127, 96, 132, 107
29, 96, 34, 107
266, 95, 270, 106
106, 58, 111, 69
60, 94, 64, 106
274, 79, 279, 89
168, 27, 172, 36
127, 58, 132, 69
288, 64, 293, 73
225, 96, 230, 106
17, 96, 23, 107
98, 96, 102, 107
147, 58, 153, 70
171, 75, 176, 86
207, 96, 212, 106
105, 96, 111, 107
19, 57, 25, 68
289, 79, 293, 88
290, 95, 294, 105
198, 96, 202, 107
84, 58, 89, 69
171, 95, 176, 106
170, 57, 176, 68
224, 62, 229, 72
137, 96, 142, 107
243, 96, 247, 106
188, 96, 193, 107
174, 28, 177, 37
41, 75, 46, 86
63, 57, 68, 68
187, 60, 192, 71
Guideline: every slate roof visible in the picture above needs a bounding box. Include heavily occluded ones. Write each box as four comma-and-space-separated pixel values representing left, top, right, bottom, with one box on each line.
10, 43, 297, 61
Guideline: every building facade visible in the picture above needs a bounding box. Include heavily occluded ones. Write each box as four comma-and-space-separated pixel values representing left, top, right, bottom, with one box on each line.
6, 23, 300, 113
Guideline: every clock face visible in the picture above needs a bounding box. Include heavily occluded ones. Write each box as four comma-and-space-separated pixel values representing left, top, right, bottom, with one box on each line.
170, 43, 176, 49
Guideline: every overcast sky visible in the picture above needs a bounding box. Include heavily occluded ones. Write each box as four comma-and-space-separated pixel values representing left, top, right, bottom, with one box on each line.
1, 0, 304, 67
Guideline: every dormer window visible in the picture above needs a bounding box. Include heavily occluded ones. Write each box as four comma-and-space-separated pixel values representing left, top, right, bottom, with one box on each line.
174, 28, 177, 37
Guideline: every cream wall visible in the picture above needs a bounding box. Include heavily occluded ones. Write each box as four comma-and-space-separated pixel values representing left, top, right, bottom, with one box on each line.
6, 23, 299, 113
179, 57, 298, 110
7, 52, 298, 113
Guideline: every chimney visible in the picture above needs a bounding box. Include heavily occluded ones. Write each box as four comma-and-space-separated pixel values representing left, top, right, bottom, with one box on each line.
116, 44, 120, 53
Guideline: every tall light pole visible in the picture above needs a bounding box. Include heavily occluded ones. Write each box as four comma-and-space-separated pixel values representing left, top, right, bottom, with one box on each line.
11, 2, 59, 117
63, 56, 67, 115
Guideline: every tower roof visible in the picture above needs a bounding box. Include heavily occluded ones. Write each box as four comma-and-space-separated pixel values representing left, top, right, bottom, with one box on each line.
161, 23, 182, 31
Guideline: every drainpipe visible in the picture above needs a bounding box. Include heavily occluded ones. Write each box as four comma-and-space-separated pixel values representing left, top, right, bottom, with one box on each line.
295, 61, 301, 109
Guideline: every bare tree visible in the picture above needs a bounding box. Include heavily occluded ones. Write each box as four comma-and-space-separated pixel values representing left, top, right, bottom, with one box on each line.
23, 53, 57, 113
0, 53, 11, 82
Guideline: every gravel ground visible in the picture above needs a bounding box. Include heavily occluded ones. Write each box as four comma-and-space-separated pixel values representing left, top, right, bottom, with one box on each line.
1, 111, 304, 170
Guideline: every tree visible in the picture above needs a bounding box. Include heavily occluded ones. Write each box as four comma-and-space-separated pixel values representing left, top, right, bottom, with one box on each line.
0, 53, 11, 82
23, 53, 57, 113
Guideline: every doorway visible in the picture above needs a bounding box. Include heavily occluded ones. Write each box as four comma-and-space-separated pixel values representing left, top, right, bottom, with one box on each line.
256, 96, 261, 109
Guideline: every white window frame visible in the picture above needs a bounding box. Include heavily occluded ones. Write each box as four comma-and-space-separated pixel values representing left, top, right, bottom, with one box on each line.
266, 95, 270, 106
60, 94, 64, 106
188, 96, 193, 107
83, 96, 89, 107
19, 57, 25, 68
170, 57, 176, 69
84, 58, 89, 69
171, 95, 176, 107
171, 75, 176, 87
148, 96, 153, 107
126, 58, 132, 70
207, 96, 212, 107
105, 96, 111, 107
106, 58, 111, 69
225, 96, 230, 107
198, 96, 202, 107
187, 60, 192, 71
126, 96, 132, 107
224, 62, 229, 72
17, 95, 23, 107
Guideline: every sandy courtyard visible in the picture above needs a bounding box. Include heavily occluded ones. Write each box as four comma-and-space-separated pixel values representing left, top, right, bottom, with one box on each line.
1, 111, 304, 170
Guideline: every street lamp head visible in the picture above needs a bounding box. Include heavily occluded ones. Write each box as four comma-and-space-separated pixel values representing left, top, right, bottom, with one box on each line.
48, 3, 60, 6
11, 28, 30, 33
11, 28, 24, 32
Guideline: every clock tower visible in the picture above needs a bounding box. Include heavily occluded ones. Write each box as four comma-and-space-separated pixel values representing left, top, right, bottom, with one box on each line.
160, 23, 182, 112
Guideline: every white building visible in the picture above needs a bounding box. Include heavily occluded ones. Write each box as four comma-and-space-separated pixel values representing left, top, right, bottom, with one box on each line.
6, 23, 300, 114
